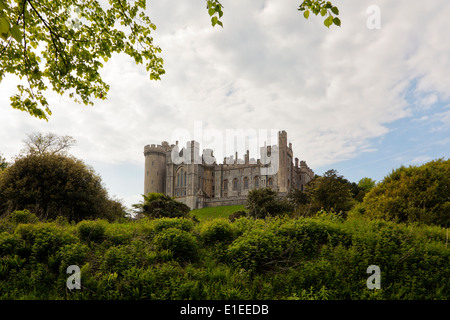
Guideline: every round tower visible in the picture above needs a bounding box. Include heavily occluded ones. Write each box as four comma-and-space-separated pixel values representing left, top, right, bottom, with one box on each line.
144, 142, 171, 195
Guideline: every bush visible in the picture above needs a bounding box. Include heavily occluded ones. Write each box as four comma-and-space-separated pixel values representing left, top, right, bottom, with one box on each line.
227, 227, 288, 272
133, 193, 191, 219
228, 210, 247, 222
8, 210, 39, 224
13, 223, 76, 264
0, 153, 126, 222
154, 218, 195, 232
246, 188, 293, 219
77, 220, 107, 243
56, 242, 90, 273
101, 242, 148, 275
153, 227, 198, 261
200, 219, 236, 245
362, 159, 450, 227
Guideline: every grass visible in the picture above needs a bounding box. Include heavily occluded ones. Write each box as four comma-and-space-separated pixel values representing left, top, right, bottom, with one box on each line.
190, 205, 245, 221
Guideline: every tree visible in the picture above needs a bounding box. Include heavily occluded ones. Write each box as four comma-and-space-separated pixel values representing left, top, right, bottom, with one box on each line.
0, 152, 126, 222
246, 187, 293, 219
356, 177, 376, 202
0, 0, 164, 120
362, 159, 450, 227
132, 192, 191, 219
21, 132, 76, 155
358, 177, 376, 192
1, 0, 340, 120
0, 152, 7, 170
305, 169, 354, 214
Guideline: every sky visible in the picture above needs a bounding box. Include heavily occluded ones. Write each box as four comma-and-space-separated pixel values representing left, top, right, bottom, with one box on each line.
1, 0, 449, 209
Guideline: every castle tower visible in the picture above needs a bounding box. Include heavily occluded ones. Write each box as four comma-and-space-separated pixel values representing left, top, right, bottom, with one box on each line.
275, 130, 294, 193
144, 141, 172, 195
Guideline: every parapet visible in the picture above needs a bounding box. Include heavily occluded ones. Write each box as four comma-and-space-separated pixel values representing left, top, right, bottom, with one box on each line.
144, 141, 174, 155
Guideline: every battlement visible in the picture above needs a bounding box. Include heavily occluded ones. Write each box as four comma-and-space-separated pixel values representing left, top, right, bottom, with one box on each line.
144, 141, 174, 155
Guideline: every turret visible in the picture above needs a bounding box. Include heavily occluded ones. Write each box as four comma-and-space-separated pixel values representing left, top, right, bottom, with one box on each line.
144, 142, 173, 195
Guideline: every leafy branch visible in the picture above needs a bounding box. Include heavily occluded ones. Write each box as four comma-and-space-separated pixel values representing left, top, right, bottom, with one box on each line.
298, 0, 341, 28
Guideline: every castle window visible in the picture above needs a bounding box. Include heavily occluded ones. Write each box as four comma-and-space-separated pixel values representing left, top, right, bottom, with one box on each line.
254, 176, 259, 188
268, 178, 273, 187
177, 167, 186, 188
243, 177, 249, 189
223, 179, 228, 190
233, 178, 238, 190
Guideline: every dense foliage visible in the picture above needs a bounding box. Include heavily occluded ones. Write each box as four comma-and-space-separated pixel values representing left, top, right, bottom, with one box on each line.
361, 159, 449, 227
246, 188, 293, 219
133, 193, 191, 219
0, 211, 447, 300
0, 153, 126, 222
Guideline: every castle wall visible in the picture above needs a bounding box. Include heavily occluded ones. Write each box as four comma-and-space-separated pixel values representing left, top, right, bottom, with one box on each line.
144, 131, 313, 210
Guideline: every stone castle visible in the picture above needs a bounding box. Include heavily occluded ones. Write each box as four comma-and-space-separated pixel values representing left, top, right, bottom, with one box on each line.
144, 131, 314, 209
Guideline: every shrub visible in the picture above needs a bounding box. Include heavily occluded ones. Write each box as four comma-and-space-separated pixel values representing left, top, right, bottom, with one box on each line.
101, 242, 148, 275
362, 159, 450, 227
77, 220, 107, 243
0, 153, 126, 222
12, 223, 76, 264
56, 242, 90, 273
228, 210, 247, 222
246, 188, 293, 219
154, 218, 195, 232
8, 210, 39, 224
200, 219, 236, 245
153, 228, 198, 261
133, 193, 191, 219
227, 227, 288, 272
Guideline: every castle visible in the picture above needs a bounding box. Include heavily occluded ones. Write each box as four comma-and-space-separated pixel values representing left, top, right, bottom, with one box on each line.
144, 131, 314, 209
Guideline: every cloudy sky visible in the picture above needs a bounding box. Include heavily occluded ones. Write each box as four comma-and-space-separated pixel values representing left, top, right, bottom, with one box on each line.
1, 0, 449, 209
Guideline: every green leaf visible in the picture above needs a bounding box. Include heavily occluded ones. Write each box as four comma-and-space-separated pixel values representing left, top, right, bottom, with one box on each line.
333, 17, 341, 27
0, 0, 8, 11
0, 16, 10, 35
324, 15, 333, 28
331, 6, 339, 15
208, 7, 215, 16
10, 24, 22, 43
303, 10, 310, 19
320, 8, 327, 17
211, 16, 218, 27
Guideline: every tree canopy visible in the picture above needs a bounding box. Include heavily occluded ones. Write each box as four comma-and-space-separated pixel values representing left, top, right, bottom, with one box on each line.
132, 192, 191, 219
0, 152, 126, 222
305, 169, 354, 214
21, 132, 76, 155
362, 159, 450, 227
1, 0, 340, 120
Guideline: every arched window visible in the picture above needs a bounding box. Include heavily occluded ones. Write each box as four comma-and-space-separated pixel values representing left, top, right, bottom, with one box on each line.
177, 167, 186, 188
223, 179, 228, 190
233, 178, 238, 190
254, 176, 259, 188
243, 177, 249, 189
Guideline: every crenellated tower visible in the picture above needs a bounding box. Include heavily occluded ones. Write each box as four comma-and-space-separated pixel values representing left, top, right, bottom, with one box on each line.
143, 141, 174, 195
